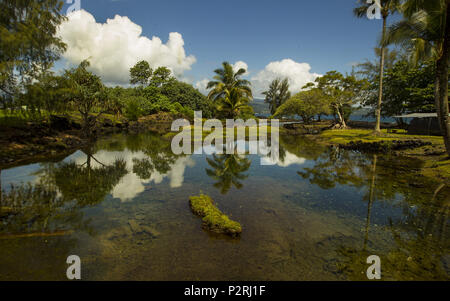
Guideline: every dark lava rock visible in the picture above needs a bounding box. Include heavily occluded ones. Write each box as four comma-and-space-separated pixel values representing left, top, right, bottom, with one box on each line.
340, 140, 432, 153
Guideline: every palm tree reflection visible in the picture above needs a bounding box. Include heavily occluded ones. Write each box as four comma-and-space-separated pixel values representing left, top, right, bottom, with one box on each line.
205, 149, 251, 195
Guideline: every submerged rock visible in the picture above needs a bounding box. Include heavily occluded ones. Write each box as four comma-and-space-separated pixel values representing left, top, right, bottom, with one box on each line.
189, 194, 242, 237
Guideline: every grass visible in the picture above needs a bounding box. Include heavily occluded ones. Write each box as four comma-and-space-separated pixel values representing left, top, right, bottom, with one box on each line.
320, 129, 443, 145
189, 194, 242, 237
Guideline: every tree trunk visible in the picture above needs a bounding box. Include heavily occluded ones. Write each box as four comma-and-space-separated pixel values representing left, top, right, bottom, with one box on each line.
364, 154, 377, 251
336, 105, 347, 128
435, 3, 450, 157
375, 16, 387, 134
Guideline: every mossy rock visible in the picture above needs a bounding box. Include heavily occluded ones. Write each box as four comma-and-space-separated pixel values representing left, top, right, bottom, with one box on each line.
189, 194, 242, 237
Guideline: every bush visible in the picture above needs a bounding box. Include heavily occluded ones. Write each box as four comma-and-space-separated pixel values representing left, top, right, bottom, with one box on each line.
124, 96, 146, 121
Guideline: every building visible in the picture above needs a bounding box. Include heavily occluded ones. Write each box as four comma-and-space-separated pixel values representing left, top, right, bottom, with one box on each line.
393, 113, 449, 136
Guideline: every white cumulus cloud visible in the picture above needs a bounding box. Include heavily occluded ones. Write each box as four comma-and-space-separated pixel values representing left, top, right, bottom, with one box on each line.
232, 61, 250, 76
57, 10, 196, 85
251, 59, 321, 98
194, 78, 210, 95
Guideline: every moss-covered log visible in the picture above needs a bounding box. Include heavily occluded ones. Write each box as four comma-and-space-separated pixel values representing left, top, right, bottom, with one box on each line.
189, 194, 242, 237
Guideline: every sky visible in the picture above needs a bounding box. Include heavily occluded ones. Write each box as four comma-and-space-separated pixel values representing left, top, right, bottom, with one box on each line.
57, 0, 399, 97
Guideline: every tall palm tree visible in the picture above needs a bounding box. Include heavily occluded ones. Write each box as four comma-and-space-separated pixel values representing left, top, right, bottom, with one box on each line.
384, 0, 450, 156
262, 78, 291, 115
216, 87, 252, 119
206, 62, 252, 102
354, 0, 401, 134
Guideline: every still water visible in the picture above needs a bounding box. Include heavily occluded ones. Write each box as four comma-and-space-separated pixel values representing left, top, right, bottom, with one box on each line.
0, 132, 448, 280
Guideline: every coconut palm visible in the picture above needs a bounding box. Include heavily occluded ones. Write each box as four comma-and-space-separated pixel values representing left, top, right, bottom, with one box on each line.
384, 0, 450, 156
216, 87, 252, 119
206, 62, 252, 102
354, 0, 401, 134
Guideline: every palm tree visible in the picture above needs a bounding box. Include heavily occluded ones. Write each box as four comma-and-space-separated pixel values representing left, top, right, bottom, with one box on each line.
354, 0, 401, 134
207, 62, 252, 102
384, 0, 450, 156
206, 152, 251, 194
216, 87, 252, 119
262, 78, 291, 115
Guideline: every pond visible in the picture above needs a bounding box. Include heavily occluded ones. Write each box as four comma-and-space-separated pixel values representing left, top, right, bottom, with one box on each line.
0, 131, 448, 280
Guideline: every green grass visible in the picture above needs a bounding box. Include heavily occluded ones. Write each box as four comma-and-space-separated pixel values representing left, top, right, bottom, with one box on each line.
320, 129, 444, 145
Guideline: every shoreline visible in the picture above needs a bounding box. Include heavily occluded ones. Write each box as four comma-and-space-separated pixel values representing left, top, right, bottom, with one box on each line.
1, 117, 449, 182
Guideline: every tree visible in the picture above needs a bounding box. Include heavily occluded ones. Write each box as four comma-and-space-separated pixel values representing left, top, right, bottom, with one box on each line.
64, 60, 107, 137
19, 71, 70, 117
274, 89, 331, 124
354, 0, 401, 133
207, 62, 252, 102
0, 0, 67, 98
216, 88, 252, 119
360, 58, 437, 124
129, 60, 153, 86
262, 78, 291, 115
315, 71, 368, 128
161, 80, 213, 117
150, 66, 173, 87
385, 0, 450, 156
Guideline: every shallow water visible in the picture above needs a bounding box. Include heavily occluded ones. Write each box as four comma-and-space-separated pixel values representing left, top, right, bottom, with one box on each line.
0, 132, 448, 280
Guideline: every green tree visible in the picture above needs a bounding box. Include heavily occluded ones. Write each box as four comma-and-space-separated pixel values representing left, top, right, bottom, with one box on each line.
262, 78, 291, 115
315, 71, 368, 128
150, 66, 173, 87
64, 60, 107, 137
274, 89, 331, 124
129, 60, 153, 86
354, 0, 401, 133
216, 87, 252, 119
207, 62, 252, 102
385, 0, 450, 156
161, 80, 213, 117
19, 72, 70, 117
0, 0, 67, 98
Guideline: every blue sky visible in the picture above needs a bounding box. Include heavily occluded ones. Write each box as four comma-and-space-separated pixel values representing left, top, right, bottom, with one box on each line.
58, 0, 399, 96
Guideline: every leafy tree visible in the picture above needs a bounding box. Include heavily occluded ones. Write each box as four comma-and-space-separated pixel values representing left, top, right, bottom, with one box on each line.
262, 78, 291, 115
129, 60, 153, 86
362, 59, 437, 123
0, 0, 67, 98
207, 62, 252, 102
274, 89, 331, 124
19, 72, 70, 117
315, 71, 368, 128
385, 0, 450, 156
150, 66, 173, 87
64, 60, 107, 136
161, 80, 213, 117
354, 0, 401, 133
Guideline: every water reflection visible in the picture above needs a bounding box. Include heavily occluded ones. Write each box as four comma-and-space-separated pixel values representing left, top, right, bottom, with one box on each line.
0, 131, 448, 280
295, 144, 449, 280
205, 149, 251, 195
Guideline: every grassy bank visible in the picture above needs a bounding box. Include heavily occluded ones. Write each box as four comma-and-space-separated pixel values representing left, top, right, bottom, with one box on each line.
317, 129, 450, 180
